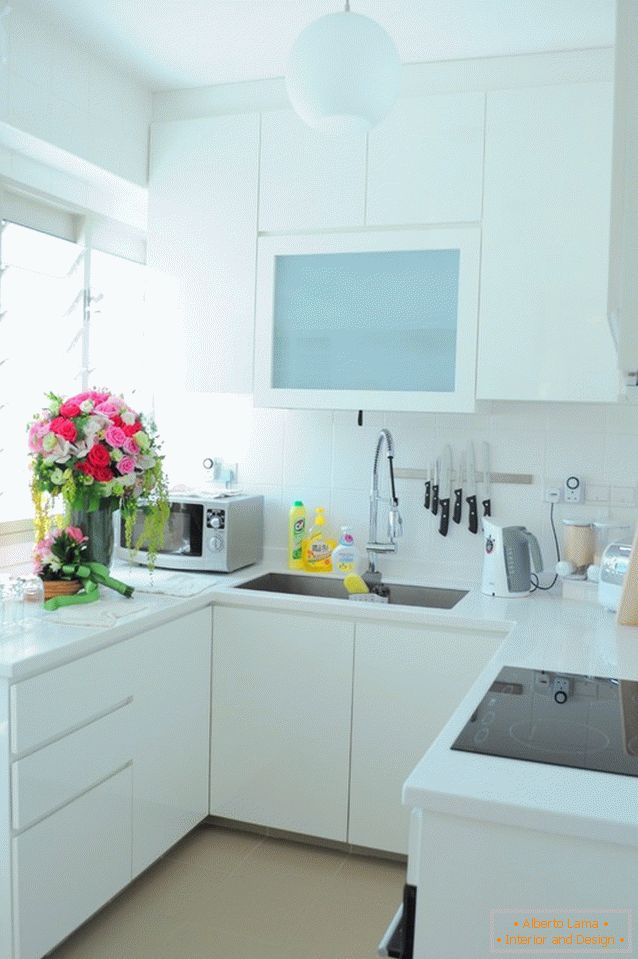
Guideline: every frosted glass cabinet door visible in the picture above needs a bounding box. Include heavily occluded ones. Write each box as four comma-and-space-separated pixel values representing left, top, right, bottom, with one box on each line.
254, 229, 480, 412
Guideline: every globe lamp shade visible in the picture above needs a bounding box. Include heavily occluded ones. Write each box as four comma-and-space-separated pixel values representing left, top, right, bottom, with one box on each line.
285, 11, 401, 135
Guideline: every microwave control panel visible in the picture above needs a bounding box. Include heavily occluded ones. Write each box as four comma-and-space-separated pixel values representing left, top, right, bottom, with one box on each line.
206, 508, 226, 531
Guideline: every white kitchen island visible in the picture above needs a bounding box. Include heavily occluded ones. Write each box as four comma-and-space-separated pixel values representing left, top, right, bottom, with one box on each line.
400, 594, 638, 959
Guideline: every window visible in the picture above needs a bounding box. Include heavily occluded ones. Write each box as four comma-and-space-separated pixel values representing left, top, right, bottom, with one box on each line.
0, 213, 148, 525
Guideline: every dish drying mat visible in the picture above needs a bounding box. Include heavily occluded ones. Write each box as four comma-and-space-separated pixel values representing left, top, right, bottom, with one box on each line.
115, 567, 218, 596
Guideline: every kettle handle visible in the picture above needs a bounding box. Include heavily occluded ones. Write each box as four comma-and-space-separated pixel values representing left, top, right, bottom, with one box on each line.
524, 530, 544, 574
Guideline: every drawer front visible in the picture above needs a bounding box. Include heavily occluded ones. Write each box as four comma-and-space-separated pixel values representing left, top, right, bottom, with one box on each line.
10, 640, 133, 754
12, 703, 132, 831
13, 766, 133, 959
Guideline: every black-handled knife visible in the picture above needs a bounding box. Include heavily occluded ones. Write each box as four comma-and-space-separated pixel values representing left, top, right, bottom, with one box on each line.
424, 463, 431, 509
466, 441, 479, 534
439, 497, 450, 536
452, 451, 465, 525
438, 446, 452, 537
431, 458, 440, 515
481, 441, 492, 518
467, 495, 478, 534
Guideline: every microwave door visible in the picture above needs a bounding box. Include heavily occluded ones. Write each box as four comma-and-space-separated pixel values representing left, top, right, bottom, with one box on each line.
124, 502, 204, 558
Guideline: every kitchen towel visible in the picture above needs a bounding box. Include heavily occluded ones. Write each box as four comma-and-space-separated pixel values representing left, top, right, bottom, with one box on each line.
48, 601, 149, 628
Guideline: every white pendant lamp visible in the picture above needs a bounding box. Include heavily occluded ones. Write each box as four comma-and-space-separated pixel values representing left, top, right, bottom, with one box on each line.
285, 1, 401, 135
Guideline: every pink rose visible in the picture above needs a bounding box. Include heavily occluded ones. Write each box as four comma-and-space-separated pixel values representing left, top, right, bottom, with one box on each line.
105, 425, 126, 448
28, 421, 49, 452
94, 401, 121, 418
66, 527, 86, 543
122, 436, 139, 455
116, 456, 136, 475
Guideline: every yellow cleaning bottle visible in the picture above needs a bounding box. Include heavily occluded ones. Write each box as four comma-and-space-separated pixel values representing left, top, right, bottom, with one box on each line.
288, 500, 306, 569
303, 507, 337, 574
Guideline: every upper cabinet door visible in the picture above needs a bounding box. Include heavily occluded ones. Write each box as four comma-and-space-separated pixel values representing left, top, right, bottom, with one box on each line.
148, 115, 259, 393
366, 93, 485, 226
254, 227, 480, 412
608, 0, 638, 382
477, 81, 619, 402
259, 109, 366, 231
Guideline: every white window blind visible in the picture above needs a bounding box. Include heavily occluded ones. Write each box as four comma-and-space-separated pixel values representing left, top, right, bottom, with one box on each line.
0, 222, 84, 521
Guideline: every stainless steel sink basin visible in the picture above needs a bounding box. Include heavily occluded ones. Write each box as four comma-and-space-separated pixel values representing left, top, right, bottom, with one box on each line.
236, 572, 467, 610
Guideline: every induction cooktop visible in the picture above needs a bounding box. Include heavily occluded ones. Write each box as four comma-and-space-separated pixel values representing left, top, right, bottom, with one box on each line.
451, 665, 638, 777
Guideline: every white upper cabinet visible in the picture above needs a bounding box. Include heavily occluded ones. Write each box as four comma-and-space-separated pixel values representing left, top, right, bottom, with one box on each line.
608, 0, 638, 384
477, 81, 619, 402
366, 92, 485, 226
147, 114, 259, 393
254, 227, 481, 412
259, 109, 366, 231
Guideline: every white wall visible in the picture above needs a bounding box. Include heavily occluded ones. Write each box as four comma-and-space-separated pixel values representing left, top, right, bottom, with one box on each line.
155, 393, 638, 585
2, 4, 151, 186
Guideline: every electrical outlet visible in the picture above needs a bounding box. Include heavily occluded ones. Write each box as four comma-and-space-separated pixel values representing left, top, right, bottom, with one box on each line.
611, 485, 636, 507
586, 483, 609, 504
544, 486, 561, 503
564, 475, 583, 504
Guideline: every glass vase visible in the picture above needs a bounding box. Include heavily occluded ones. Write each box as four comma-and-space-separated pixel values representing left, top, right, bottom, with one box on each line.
71, 501, 116, 569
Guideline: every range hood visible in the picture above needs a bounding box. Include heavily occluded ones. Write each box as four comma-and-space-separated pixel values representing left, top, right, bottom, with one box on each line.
609, 0, 638, 392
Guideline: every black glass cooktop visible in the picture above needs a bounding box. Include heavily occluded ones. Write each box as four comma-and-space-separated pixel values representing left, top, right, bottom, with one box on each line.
451, 666, 638, 777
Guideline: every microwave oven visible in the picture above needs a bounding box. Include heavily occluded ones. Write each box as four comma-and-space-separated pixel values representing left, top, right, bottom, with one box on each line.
116, 493, 264, 572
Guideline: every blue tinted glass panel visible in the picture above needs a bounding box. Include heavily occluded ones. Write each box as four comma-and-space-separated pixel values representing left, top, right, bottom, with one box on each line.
272, 249, 460, 391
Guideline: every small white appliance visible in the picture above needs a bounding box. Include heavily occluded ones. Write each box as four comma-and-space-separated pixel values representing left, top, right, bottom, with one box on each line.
116, 493, 264, 572
481, 519, 543, 598
598, 541, 632, 611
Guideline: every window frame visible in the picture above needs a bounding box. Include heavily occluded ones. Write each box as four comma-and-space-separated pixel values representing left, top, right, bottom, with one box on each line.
0, 187, 147, 542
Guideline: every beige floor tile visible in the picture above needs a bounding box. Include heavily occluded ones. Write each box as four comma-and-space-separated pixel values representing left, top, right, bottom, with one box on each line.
165, 824, 263, 879
48, 830, 402, 959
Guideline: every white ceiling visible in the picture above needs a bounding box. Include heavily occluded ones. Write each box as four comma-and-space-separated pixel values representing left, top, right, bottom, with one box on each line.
20, 0, 615, 91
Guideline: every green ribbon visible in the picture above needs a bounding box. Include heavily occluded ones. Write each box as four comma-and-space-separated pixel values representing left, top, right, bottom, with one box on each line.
44, 562, 134, 612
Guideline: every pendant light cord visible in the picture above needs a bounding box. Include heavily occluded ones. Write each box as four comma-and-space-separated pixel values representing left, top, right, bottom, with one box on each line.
344, 0, 350, 10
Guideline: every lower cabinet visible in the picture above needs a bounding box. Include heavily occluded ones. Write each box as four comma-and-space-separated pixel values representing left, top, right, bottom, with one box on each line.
349, 623, 503, 854
131, 608, 212, 876
8, 606, 212, 959
210, 604, 504, 856
13, 766, 133, 959
210, 606, 354, 841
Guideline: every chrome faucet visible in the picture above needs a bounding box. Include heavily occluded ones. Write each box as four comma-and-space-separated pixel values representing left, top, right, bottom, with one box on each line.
365, 428, 403, 584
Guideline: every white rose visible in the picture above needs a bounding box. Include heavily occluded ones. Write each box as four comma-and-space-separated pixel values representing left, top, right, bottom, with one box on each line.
79, 399, 93, 413
121, 409, 136, 425
121, 473, 137, 487
138, 455, 155, 470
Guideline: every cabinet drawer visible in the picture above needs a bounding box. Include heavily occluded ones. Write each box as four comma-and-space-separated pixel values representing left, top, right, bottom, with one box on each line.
12, 703, 132, 831
10, 641, 132, 754
13, 766, 132, 959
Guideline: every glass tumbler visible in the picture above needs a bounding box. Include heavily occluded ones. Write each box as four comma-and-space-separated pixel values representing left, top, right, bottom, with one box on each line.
19, 575, 45, 627
1, 578, 24, 633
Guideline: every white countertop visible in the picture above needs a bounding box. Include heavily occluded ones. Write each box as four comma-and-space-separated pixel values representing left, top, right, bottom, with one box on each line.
3, 558, 638, 850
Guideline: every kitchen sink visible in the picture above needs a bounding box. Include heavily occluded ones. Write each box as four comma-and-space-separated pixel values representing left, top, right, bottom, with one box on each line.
236, 572, 468, 610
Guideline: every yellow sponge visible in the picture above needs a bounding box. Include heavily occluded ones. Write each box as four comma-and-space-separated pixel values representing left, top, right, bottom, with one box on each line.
343, 573, 369, 595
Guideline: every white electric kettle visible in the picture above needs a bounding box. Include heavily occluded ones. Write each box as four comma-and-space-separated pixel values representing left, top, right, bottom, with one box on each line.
481, 519, 543, 598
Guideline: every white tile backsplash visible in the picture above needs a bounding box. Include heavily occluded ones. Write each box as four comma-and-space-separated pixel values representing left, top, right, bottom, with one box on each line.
169, 395, 638, 585
283, 411, 334, 488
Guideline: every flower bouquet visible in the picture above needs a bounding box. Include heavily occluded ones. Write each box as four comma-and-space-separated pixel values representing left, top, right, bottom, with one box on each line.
28, 390, 169, 567
34, 524, 135, 610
